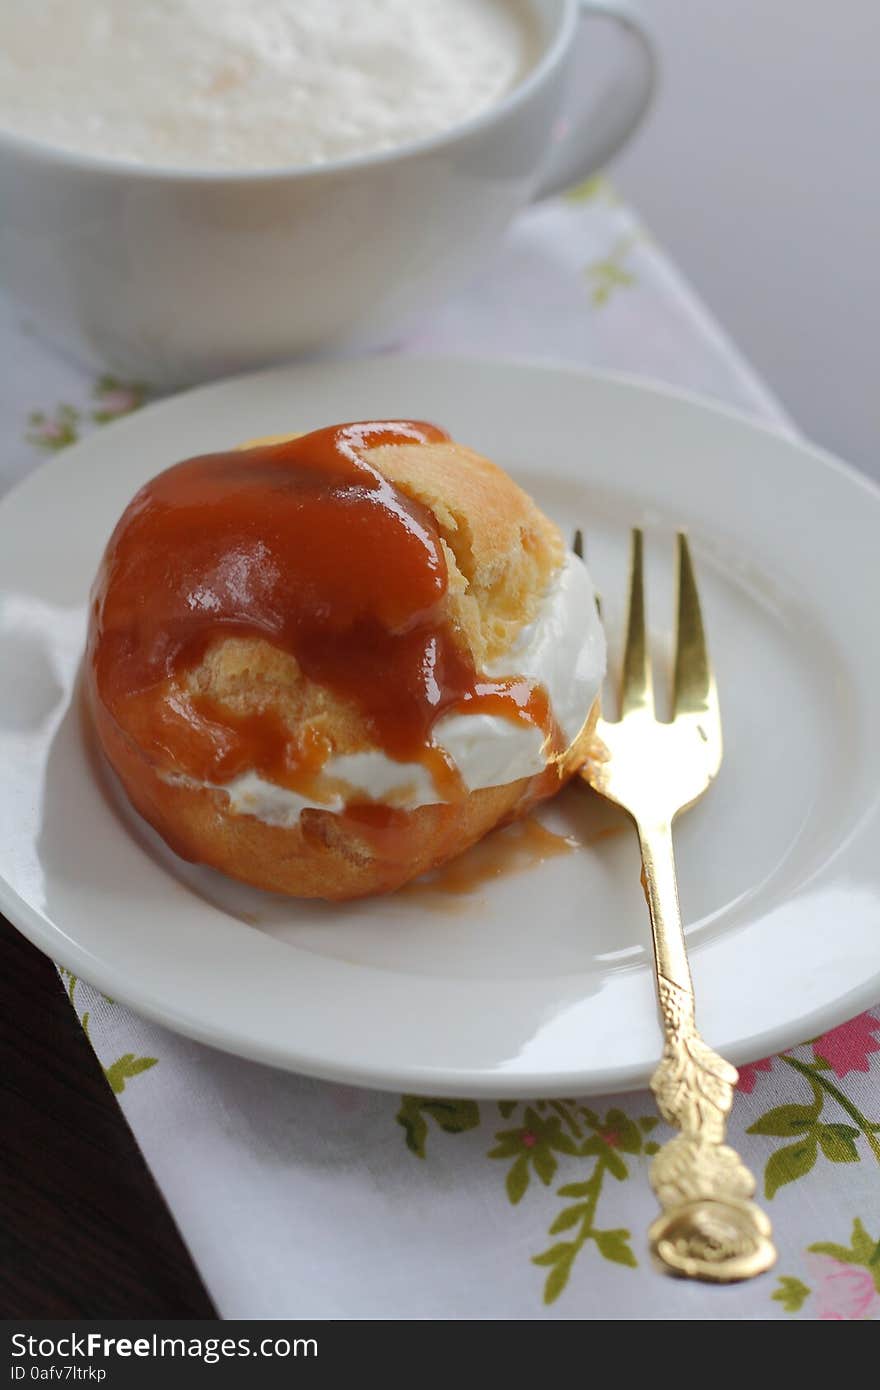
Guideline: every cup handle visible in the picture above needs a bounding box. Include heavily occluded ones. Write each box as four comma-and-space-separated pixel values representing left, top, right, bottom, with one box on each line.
533, 0, 657, 200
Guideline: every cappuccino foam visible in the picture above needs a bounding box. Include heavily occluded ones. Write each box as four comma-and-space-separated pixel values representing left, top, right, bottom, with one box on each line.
0, 0, 541, 169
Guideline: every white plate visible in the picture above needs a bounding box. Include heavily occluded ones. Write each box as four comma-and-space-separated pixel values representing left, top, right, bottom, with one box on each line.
2, 356, 879, 1097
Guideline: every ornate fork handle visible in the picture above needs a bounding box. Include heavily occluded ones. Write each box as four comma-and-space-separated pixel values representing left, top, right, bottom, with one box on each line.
638, 820, 776, 1282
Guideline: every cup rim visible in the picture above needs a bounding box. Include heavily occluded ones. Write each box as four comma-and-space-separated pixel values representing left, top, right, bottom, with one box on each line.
0, 0, 576, 184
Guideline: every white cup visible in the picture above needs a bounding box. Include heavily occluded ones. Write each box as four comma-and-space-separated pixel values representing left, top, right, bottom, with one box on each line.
0, 1, 655, 387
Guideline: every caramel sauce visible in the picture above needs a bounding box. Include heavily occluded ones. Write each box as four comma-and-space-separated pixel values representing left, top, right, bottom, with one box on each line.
402, 815, 578, 899
89, 421, 556, 800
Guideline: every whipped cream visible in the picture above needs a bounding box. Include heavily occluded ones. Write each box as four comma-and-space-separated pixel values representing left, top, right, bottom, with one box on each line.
169, 551, 605, 824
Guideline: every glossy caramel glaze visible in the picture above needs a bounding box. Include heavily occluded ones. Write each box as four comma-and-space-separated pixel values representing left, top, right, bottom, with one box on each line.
401, 814, 578, 900
88, 422, 556, 805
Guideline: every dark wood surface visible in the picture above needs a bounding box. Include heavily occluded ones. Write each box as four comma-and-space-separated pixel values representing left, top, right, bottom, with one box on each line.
1, 915, 216, 1319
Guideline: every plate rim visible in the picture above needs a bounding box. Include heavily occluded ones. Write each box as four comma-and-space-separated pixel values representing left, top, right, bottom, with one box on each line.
4, 352, 880, 515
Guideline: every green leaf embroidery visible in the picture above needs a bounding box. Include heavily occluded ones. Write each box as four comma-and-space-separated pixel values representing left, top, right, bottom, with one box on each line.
585, 236, 638, 307
603, 1108, 642, 1155
56, 967, 159, 1092
397, 1103, 428, 1159
809, 1241, 858, 1263
772, 1276, 811, 1313
594, 1229, 637, 1268
817, 1123, 860, 1163
809, 1218, 880, 1291
548, 1203, 589, 1234
400, 1099, 651, 1305
564, 175, 610, 204
850, 1218, 880, 1263
548, 1099, 584, 1139
764, 1138, 818, 1198
542, 1261, 574, 1305
532, 1241, 578, 1304
488, 1133, 526, 1159
59, 968, 78, 1005
557, 1181, 593, 1199
532, 1145, 557, 1186
506, 1154, 531, 1205
601, 1148, 629, 1182
492, 1104, 646, 1302
541, 1129, 579, 1159
747, 1054, 880, 1197
422, 1098, 480, 1136
489, 1105, 584, 1199
532, 1241, 576, 1268
578, 1134, 628, 1180
748, 1104, 819, 1137
531, 1109, 647, 1301
526, 1107, 646, 1302
395, 1096, 480, 1158
103, 1053, 158, 1094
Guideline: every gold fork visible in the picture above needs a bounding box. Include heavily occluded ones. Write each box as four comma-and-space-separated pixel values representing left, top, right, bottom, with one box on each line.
577, 528, 776, 1283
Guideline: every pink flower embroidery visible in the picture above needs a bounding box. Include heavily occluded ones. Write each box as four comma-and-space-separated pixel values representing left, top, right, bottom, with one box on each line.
26, 404, 80, 451
96, 387, 138, 416
736, 1057, 773, 1093
812, 1013, 880, 1078
807, 1255, 880, 1320
90, 377, 145, 423
521, 1130, 537, 1149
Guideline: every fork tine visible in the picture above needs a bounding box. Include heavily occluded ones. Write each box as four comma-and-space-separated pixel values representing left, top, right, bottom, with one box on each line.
572, 528, 602, 617
673, 532, 715, 717
620, 528, 653, 717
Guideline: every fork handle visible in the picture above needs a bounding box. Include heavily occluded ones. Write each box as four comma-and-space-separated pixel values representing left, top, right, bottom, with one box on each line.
638, 820, 693, 994
636, 819, 777, 1283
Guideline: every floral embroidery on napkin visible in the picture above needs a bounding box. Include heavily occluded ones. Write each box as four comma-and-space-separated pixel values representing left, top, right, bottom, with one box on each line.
396, 1096, 480, 1156
772, 1275, 811, 1312
746, 1013, 880, 1197
25, 374, 148, 451
736, 1057, 773, 1093
26, 402, 81, 452
90, 374, 148, 423
773, 1219, 880, 1319
564, 175, 618, 206
58, 968, 157, 1095
586, 235, 640, 307
813, 1014, 880, 1077
397, 1011, 880, 1309
398, 1095, 659, 1305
